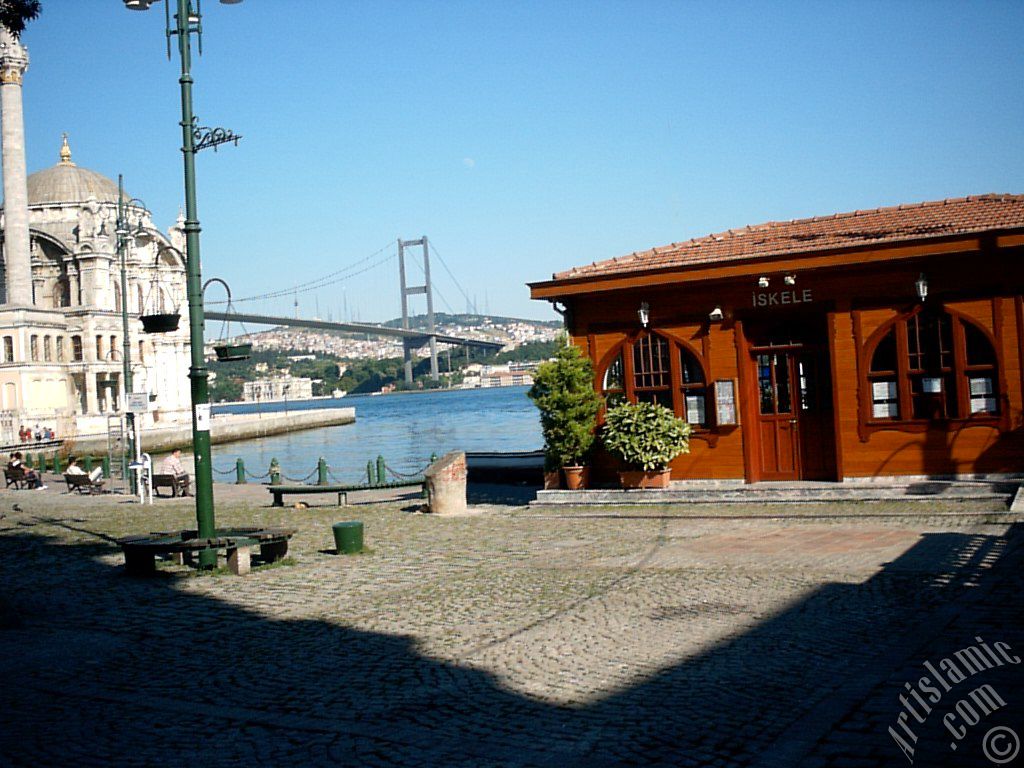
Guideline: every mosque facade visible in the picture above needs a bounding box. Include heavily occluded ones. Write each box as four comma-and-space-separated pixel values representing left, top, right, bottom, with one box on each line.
0, 27, 191, 443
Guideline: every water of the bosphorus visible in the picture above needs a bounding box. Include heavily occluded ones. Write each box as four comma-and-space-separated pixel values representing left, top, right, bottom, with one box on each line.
211, 386, 541, 484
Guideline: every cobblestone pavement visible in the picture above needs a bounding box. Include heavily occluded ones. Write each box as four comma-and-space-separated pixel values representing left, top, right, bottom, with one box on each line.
0, 483, 1021, 767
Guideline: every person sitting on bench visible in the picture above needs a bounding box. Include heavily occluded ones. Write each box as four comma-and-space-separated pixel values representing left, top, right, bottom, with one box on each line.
7, 452, 44, 489
66, 456, 104, 488
161, 449, 191, 497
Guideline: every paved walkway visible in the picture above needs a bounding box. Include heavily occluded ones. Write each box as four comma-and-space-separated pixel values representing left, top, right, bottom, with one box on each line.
0, 485, 1020, 766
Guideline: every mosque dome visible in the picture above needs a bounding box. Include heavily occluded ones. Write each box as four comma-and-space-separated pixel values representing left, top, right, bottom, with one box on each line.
24, 135, 125, 205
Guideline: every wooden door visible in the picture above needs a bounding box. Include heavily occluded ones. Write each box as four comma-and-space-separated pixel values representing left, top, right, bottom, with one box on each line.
755, 351, 800, 480
793, 350, 837, 480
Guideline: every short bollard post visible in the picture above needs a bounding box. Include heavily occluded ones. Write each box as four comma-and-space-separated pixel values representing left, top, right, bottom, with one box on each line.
269, 458, 281, 485
366, 460, 375, 486
236, 457, 246, 484
332, 521, 364, 554
38, 453, 47, 472
83, 456, 93, 474
422, 453, 438, 498
317, 457, 328, 486
24, 453, 33, 470
102, 455, 111, 478
53, 453, 63, 474
376, 455, 386, 486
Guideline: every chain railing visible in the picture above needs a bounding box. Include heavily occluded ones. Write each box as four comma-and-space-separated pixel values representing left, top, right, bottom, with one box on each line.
211, 454, 437, 487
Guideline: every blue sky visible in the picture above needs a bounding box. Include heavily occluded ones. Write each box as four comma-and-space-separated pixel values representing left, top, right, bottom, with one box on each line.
16, 1, 1024, 321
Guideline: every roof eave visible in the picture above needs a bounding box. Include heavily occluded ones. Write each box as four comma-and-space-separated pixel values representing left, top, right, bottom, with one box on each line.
529, 229, 1024, 301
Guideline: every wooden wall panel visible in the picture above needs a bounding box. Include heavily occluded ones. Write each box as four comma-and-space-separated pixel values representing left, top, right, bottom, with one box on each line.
838, 296, 1024, 478
561, 248, 1024, 482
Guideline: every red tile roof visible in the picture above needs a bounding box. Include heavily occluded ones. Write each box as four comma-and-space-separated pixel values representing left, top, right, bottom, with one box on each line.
552, 194, 1024, 282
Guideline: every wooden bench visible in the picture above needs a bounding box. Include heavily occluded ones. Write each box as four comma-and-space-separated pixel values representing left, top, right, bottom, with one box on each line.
152, 473, 188, 497
268, 479, 424, 508
118, 527, 295, 576
5, 467, 29, 489
63, 473, 104, 494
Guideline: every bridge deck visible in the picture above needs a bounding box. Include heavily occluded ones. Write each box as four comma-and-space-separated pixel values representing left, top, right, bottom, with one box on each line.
205, 311, 504, 351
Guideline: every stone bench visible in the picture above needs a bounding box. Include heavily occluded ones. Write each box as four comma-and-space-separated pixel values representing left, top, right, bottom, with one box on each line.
267, 480, 423, 508
118, 527, 295, 576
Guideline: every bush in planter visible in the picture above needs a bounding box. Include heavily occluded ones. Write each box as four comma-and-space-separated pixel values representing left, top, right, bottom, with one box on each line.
602, 400, 691, 471
527, 343, 603, 470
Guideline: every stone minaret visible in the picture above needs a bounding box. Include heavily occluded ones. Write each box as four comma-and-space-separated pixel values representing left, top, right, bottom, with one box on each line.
0, 26, 31, 307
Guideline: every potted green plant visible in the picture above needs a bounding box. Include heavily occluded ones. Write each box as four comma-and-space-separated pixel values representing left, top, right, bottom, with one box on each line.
527, 342, 603, 489
602, 401, 691, 489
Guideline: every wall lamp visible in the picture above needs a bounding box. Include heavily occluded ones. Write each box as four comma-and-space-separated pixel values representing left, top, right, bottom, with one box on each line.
784, 274, 796, 286
709, 306, 724, 322
757, 276, 770, 288
638, 302, 650, 328
915, 273, 928, 302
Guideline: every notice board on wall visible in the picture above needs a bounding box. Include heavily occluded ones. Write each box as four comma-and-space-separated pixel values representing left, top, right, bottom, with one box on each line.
714, 379, 738, 426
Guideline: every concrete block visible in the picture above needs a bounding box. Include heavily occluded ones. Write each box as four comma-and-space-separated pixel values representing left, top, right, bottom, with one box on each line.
227, 546, 251, 576
1012, 486, 1024, 512
424, 451, 467, 515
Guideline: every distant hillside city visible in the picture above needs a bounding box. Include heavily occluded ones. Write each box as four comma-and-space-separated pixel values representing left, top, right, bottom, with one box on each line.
206, 313, 563, 402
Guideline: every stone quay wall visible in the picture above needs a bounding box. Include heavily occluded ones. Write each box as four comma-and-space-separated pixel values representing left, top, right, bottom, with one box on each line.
63, 407, 356, 457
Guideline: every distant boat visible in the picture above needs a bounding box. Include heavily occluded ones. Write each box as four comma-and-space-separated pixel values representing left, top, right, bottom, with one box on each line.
332, 389, 346, 398
465, 450, 544, 483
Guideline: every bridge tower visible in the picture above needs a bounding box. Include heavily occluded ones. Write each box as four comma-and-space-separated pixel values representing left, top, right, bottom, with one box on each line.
397, 236, 439, 384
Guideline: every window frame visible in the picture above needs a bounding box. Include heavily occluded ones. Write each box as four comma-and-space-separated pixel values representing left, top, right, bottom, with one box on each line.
598, 331, 712, 430
862, 306, 1002, 430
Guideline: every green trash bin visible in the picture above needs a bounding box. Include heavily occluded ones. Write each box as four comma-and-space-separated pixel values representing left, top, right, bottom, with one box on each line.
332, 521, 364, 555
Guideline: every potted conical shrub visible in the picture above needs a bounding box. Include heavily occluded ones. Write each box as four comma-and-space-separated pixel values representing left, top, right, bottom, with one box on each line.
528, 342, 603, 490
602, 401, 691, 489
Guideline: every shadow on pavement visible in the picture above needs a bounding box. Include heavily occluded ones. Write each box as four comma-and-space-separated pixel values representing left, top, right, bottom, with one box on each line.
0, 522, 1020, 766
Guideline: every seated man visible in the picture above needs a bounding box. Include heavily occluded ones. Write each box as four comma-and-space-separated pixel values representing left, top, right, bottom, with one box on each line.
66, 457, 104, 489
162, 448, 191, 497
9, 451, 45, 489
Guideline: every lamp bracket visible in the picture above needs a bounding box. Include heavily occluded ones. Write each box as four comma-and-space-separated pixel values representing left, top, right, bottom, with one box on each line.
192, 119, 242, 153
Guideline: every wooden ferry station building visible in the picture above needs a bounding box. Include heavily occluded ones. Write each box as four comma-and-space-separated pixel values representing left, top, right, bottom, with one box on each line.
529, 195, 1024, 483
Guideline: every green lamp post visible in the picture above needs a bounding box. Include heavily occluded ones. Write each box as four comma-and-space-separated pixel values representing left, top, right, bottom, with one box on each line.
124, 0, 243, 567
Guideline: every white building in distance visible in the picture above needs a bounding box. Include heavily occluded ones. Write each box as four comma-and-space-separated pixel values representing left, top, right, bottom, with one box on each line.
243, 375, 313, 403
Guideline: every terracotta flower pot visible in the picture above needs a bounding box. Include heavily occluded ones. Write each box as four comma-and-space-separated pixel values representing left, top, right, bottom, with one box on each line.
618, 469, 671, 489
563, 465, 587, 490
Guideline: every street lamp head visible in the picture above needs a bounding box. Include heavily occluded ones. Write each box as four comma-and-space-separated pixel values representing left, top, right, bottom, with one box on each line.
123, 0, 243, 10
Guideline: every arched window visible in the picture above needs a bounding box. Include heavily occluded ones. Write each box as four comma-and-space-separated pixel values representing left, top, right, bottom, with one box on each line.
632, 333, 672, 408
867, 308, 998, 422
602, 351, 625, 406
113, 282, 122, 313
599, 332, 709, 427
43, 335, 52, 362
136, 284, 144, 314
71, 335, 83, 362
679, 347, 708, 425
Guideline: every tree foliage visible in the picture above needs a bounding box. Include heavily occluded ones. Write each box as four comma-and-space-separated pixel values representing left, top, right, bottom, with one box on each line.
0, 0, 41, 37
601, 401, 691, 471
527, 343, 603, 467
